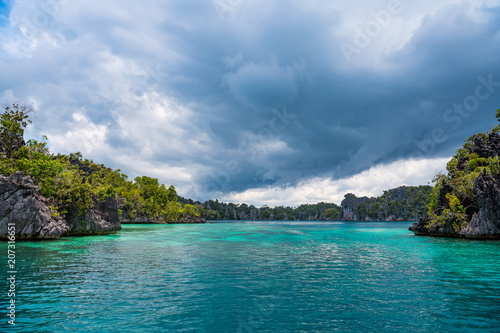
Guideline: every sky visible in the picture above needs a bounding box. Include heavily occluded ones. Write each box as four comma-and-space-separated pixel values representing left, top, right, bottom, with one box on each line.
0, 0, 499, 206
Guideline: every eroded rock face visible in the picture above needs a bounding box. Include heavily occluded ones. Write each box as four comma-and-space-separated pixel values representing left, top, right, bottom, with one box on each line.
65, 195, 121, 236
459, 172, 500, 239
340, 186, 431, 221
0, 172, 68, 239
409, 171, 500, 240
0, 172, 121, 239
408, 216, 459, 238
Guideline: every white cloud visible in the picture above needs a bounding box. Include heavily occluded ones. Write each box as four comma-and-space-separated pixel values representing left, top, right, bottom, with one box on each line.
47, 91, 215, 197
0, 0, 498, 205
222, 157, 449, 207
47, 111, 107, 155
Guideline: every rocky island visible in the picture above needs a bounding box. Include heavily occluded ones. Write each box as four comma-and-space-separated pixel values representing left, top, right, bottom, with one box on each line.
339, 186, 432, 222
410, 111, 500, 239
0, 104, 205, 240
0, 172, 121, 239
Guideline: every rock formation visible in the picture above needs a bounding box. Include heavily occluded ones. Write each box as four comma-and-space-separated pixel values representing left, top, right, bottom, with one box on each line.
340, 186, 432, 221
410, 170, 500, 239
410, 130, 500, 239
0, 172, 68, 239
0, 172, 121, 239
65, 195, 121, 236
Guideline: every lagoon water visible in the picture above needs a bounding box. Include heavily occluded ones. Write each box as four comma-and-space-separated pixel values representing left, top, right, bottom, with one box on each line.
2, 221, 500, 332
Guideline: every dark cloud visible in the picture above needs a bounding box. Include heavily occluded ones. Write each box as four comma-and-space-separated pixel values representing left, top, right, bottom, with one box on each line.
0, 0, 499, 202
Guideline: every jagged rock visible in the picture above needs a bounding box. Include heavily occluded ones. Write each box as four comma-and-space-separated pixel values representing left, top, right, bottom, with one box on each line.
409, 215, 458, 238
459, 172, 500, 239
341, 195, 370, 221
435, 181, 453, 215
410, 128, 500, 239
471, 132, 500, 159
410, 171, 500, 239
238, 211, 249, 220
340, 186, 431, 221
69, 157, 91, 174
0, 172, 68, 239
65, 195, 121, 235
0, 172, 121, 239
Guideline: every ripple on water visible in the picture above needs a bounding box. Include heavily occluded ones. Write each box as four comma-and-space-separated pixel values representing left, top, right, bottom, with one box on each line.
1, 222, 499, 332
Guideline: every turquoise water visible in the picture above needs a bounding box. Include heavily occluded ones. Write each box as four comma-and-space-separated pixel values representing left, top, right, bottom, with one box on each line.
2, 221, 500, 332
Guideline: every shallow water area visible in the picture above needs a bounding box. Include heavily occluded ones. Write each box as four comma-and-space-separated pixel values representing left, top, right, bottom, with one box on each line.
1, 221, 499, 332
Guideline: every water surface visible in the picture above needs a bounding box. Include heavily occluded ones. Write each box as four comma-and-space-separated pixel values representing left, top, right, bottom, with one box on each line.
1, 221, 499, 332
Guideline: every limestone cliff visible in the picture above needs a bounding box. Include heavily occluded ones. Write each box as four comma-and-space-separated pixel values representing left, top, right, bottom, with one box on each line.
409, 130, 500, 239
0, 172, 68, 239
340, 186, 432, 221
0, 172, 121, 239
410, 170, 500, 239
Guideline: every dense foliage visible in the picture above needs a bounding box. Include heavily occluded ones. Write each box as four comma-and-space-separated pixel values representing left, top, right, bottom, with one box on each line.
426, 110, 500, 230
0, 104, 200, 222
178, 197, 342, 221
0, 103, 33, 158
341, 186, 433, 221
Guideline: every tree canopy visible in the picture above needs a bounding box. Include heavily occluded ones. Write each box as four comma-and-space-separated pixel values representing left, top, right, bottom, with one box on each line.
0, 104, 200, 222
0, 103, 33, 158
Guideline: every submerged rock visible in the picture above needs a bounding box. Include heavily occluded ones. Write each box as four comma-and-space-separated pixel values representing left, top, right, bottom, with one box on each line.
0, 172, 121, 239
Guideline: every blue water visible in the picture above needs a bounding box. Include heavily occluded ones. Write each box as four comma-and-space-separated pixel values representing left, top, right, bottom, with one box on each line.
1, 221, 500, 332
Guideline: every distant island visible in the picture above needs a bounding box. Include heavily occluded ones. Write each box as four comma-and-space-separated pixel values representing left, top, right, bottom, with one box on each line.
3, 103, 500, 240
410, 109, 500, 239
181, 185, 431, 222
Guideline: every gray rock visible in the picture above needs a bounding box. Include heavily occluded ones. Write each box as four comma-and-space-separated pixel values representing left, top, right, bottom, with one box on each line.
0, 172, 68, 239
0, 172, 121, 239
409, 216, 458, 238
459, 172, 500, 239
65, 195, 121, 235
340, 186, 431, 221
410, 171, 500, 239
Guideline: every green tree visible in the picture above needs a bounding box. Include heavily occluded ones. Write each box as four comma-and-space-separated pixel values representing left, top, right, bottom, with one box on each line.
0, 103, 34, 158
324, 208, 340, 220
167, 185, 177, 202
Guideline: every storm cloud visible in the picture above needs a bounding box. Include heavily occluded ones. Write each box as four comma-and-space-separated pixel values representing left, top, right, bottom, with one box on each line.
1, 0, 499, 205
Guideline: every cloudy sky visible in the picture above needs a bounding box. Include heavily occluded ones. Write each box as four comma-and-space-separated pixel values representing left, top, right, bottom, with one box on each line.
1, 0, 499, 206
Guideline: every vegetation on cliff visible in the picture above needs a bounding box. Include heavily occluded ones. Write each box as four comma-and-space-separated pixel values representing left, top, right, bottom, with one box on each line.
180, 199, 342, 221
428, 111, 500, 228
340, 186, 433, 221
410, 109, 500, 238
0, 103, 201, 223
